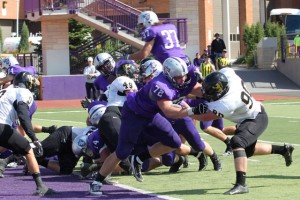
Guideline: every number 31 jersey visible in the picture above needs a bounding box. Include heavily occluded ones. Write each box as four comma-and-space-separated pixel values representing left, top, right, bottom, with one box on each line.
206, 68, 262, 124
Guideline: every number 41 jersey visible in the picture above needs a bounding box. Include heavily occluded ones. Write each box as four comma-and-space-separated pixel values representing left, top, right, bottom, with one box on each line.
206, 68, 262, 124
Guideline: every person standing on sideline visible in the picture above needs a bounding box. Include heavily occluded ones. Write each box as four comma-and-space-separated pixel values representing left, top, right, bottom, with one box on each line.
215, 49, 231, 70
129, 11, 189, 65
211, 33, 226, 64
192, 68, 294, 195
84, 57, 99, 101
294, 33, 300, 57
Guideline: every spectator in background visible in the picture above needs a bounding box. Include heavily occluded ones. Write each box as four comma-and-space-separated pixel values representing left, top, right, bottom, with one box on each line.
193, 53, 202, 68
200, 56, 216, 78
294, 33, 300, 57
211, 33, 226, 64
200, 48, 209, 59
83, 57, 99, 101
215, 49, 231, 70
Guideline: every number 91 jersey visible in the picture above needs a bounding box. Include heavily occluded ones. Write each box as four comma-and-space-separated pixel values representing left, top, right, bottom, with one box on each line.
206, 68, 262, 124
0, 87, 34, 126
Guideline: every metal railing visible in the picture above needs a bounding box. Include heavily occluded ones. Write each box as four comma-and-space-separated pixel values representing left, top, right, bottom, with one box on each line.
24, 0, 188, 44
280, 33, 300, 63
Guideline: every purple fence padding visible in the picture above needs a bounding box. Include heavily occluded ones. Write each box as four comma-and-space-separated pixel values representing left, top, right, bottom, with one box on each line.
0, 167, 166, 200
41, 75, 86, 100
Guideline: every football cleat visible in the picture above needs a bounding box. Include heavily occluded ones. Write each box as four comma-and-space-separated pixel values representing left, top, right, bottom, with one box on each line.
283, 144, 294, 167
223, 144, 233, 156
224, 184, 249, 195
169, 156, 185, 173
182, 155, 189, 168
0, 159, 8, 178
89, 181, 103, 196
129, 155, 144, 182
35, 186, 57, 196
210, 154, 222, 171
197, 152, 208, 171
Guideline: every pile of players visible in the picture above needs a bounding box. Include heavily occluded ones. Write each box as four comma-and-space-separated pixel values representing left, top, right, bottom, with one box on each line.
0, 9, 295, 197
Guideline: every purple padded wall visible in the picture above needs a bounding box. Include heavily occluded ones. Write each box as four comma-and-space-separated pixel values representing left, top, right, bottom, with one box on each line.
41, 75, 86, 100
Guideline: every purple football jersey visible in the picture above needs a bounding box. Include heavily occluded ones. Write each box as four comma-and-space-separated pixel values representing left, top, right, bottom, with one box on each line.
143, 23, 187, 63
126, 65, 198, 118
94, 75, 110, 92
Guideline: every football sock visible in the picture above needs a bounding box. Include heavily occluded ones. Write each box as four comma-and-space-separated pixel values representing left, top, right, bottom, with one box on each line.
236, 171, 246, 186
271, 145, 285, 155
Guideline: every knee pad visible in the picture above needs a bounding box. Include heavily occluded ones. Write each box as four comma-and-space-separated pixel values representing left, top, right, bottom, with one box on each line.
233, 150, 247, 159
230, 136, 245, 149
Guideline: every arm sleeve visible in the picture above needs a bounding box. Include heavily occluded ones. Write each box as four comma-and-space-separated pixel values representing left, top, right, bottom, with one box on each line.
14, 101, 38, 142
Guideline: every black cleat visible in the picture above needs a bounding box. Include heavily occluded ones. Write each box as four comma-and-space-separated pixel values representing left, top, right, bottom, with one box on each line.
0, 159, 8, 178
223, 144, 233, 156
34, 187, 57, 196
169, 156, 185, 173
224, 184, 249, 195
210, 154, 222, 171
182, 155, 189, 168
197, 152, 208, 171
129, 156, 144, 182
283, 144, 294, 167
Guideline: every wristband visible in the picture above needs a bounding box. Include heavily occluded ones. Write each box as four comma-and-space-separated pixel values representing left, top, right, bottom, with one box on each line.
187, 108, 194, 116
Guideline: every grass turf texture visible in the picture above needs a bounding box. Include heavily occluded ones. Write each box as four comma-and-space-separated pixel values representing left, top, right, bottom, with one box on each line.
32, 99, 300, 200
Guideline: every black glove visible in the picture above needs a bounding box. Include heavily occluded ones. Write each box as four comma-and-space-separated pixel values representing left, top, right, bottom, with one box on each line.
192, 103, 208, 115
81, 97, 91, 109
33, 140, 44, 158
42, 125, 57, 134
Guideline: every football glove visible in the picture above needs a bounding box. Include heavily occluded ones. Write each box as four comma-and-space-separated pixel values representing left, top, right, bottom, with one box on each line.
33, 140, 44, 158
192, 103, 208, 115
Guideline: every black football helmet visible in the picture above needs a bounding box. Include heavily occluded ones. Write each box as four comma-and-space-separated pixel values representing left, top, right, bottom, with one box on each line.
13, 71, 36, 91
202, 72, 229, 101
116, 62, 139, 81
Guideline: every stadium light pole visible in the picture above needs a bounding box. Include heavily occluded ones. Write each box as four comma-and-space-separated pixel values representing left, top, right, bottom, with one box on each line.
16, 0, 19, 37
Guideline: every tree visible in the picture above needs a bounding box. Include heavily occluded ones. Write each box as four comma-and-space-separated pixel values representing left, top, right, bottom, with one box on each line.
243, 22, 264, 66
18, 22, 30, 53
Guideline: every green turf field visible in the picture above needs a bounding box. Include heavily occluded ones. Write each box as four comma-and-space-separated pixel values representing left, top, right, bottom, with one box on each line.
32, 99, 300, 200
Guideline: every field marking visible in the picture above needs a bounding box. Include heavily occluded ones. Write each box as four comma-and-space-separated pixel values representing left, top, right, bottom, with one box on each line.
264, 102, 300, 105
32, 118, 86, 125
116, 184, 182, 200
35, 110, 85, 114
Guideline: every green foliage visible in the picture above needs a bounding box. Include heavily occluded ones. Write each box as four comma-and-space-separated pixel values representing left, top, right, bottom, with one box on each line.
69, 19, 93, 51
243, 22, 264, 67
0, 27, 3, 52
18, 22, 30, 53
264, 19, 287, 58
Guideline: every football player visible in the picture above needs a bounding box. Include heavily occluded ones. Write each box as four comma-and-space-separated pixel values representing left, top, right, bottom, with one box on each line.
88, 57, 220, 195
0, 71, 55, 196
129, 11, 189, 65
192, 67, 294, 195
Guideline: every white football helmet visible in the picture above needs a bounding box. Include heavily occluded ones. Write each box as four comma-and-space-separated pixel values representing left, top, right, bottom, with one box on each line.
2, 56, 19, 68
139, 59, 163, 83
88, 103, 107, 126
137, 11, 159, 29
94, 53, 116, 76
163, 57, 189, 89
72, 134, 89, 158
